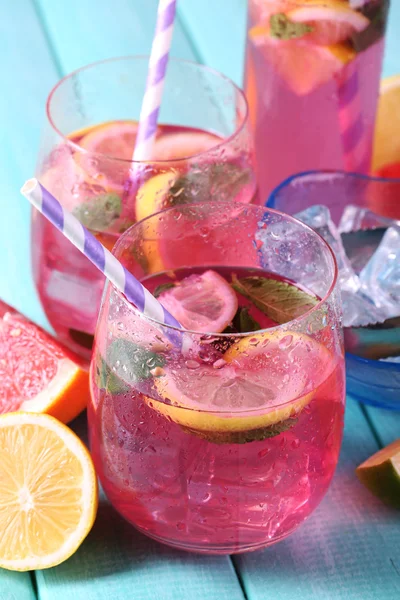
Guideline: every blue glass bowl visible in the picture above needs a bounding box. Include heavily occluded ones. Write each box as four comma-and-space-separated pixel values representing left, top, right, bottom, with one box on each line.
268, 170, 400, 410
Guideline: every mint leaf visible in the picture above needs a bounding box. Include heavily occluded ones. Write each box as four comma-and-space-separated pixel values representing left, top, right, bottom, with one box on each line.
232, 307, 260, 333
270, 13, 313, 40
107, 338, 165, 384
168, 162, 252, 208
73, 193, 122, 231
94, 355, 130, 395
154, 282, 176, 298
231, 275, 317, 324
131, 243, 149, 273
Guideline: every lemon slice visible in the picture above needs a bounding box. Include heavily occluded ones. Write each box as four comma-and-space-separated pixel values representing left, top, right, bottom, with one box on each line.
0, 412, 98, 571
134, 172, 179, 274
356, 439, 400, 510
149, 330, 330, 442
287, 2, 369, 45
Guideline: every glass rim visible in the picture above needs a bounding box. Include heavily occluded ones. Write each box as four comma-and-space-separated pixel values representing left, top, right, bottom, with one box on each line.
111, 200, 339, 338
46, 55, 250, 166
269, 170, 400, 207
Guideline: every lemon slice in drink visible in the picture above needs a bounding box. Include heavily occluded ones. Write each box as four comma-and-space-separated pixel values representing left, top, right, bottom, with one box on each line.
158, 270, 238, 333
134, 172, 179, 273
149, 330, 330, 443
356, 439, 400, 510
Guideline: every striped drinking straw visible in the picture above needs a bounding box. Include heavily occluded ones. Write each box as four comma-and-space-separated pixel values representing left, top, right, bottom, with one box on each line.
337, 64, 371, 174
132, 0, 177, 163
21, 178, 183, 347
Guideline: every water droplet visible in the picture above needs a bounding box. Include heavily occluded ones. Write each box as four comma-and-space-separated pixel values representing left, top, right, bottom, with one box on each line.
185, 360, 200, 370
291, 439, 300, 449
213, 358, 226, 369
176, 522, 185, 531
279, 334, 293, 350
258, 448, 269, 459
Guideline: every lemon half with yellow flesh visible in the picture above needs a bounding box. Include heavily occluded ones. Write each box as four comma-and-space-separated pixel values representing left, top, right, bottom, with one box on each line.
0, 412, 98, 571
148, 330, 331, 442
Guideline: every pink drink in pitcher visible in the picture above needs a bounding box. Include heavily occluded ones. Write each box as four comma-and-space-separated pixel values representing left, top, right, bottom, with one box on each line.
245, 0, 390, 200
32, 58, 257, 360
87, 202, 345, 554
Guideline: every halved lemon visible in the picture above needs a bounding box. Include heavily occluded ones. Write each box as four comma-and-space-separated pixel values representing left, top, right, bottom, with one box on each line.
0, 412, 98, 571
149, 330, 330, 441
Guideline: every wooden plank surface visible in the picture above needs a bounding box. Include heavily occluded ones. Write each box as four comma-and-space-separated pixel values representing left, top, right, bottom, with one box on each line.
178, 0, 247, 85
234, 400, 400, 600
0, 0, 59, 330
35, 0, 196, 74
34, 415, 246, 600
1, 0, 400, 599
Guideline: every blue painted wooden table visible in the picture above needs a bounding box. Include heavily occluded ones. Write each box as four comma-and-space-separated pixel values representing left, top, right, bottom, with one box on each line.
1, 1, 400, 598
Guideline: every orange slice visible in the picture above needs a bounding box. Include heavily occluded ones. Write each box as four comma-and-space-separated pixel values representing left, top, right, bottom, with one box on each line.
0, 412, 98, 571
75, 121, 139, 193
0, 304, 89, 424
151, 131, 221, 161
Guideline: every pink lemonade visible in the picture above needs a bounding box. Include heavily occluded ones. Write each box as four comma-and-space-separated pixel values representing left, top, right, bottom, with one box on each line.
246, 0, 390, 200
88, 265, 345, 554
32, 122, 257, 359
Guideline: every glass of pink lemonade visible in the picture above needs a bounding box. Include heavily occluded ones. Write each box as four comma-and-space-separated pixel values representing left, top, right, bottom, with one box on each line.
88, 201, 345, 554
245, 0, 390, 200
32, 57, 257, 359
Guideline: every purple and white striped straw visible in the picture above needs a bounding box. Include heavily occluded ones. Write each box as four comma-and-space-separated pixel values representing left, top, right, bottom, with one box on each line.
21, 178, 183, 346
337, 65, 371, 174
132, 0, 177, 163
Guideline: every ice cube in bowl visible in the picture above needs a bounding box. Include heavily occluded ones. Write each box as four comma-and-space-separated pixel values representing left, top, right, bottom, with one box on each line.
267, 170, 400, 409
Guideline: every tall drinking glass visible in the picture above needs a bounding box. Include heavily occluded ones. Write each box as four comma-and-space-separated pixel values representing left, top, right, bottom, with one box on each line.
245, 0, 390, 201
88, 201, 345, 554
32, 57, 257, 359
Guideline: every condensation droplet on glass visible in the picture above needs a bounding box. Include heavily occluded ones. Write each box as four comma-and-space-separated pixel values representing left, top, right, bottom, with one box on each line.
185, 360, 200, 370
279, 334, 293, 350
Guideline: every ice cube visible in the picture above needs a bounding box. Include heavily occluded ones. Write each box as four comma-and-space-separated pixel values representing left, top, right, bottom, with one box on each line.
341, 228, 387, 275
295, 205, 360, 294
359, 226, 400, 318
380, 356, 400, 364
338, 204, 398, 234
341, 289, 385, 328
